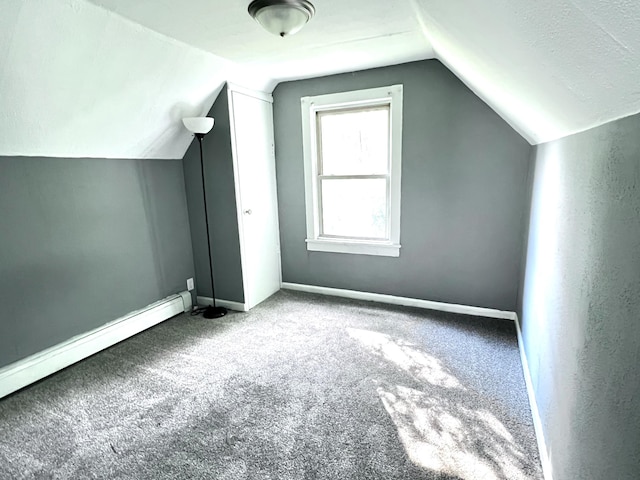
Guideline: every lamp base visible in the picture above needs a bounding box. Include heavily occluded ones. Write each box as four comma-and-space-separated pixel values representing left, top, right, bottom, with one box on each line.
203, 305, 227, 319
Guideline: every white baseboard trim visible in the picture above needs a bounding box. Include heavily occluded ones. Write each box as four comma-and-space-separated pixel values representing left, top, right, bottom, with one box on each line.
281, 283, 517, 321
0, 292, 191, 400
515, 315, 554, 480
197, 296, 248, 312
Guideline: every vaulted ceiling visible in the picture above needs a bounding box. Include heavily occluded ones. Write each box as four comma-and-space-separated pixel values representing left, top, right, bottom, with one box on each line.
2, 0, 639, 158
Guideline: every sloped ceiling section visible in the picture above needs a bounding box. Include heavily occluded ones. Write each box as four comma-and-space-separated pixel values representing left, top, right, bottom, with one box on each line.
1, 0, 433, 159
3, 0, 639, 157
411, 0, 640, 144
85, 0, 640, 146
0, 0, 241, 159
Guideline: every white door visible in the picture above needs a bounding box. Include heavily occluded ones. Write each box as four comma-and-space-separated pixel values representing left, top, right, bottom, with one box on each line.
228, 87, 282, 309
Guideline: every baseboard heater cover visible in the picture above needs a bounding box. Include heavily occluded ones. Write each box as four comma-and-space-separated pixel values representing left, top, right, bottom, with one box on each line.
0, 291, 192, 400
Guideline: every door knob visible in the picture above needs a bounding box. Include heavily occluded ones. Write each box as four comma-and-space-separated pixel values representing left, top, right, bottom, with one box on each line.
244, 209, 252, 215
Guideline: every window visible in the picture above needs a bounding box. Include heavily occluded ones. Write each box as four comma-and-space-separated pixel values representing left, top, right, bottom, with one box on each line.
301, 85, 403, 257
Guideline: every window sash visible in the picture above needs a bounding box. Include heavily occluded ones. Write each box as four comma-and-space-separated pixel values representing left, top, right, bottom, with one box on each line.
315, 105, 392, 241
317, 176, 391, 240
316, 105, 391, 177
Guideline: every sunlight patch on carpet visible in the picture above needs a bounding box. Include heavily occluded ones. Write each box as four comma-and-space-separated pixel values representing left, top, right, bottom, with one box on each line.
347, 328, 464, 389
347, 327, 533, 480
378, 385, 530, 480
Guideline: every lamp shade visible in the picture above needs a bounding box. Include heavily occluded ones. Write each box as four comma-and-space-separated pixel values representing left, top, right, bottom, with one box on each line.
182, 117, 214, 134
248, 0, 315, 37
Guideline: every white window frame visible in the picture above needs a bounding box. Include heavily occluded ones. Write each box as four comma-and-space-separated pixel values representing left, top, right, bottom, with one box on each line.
301, 85, 403, 257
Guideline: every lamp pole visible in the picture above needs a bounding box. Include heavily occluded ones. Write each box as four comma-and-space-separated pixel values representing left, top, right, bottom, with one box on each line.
196, 132, 227, 319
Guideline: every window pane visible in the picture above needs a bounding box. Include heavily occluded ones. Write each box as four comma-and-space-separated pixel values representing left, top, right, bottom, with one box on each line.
321, 178, 387, 239
318, 107, 389, 176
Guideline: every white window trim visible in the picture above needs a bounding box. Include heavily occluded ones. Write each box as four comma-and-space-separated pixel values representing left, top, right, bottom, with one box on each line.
301, 85, 403, 257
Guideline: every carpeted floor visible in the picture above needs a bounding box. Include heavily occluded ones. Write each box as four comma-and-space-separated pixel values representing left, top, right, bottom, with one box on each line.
0, 290, 542, 479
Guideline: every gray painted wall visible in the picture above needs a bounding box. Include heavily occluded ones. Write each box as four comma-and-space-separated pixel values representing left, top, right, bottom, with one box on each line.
273, 60, 532, 311
0, 157, 194, 368
182, 88, 245, 303
519, 113, 640, 479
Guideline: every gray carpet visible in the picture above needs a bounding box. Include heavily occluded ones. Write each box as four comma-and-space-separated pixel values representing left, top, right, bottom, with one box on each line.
0, 290, 542, 479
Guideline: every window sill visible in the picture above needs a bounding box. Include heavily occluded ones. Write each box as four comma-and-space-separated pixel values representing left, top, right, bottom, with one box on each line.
305, 238, 400, 257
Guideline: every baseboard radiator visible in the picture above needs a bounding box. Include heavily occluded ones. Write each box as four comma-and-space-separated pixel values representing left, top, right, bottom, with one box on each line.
0, 291, 192, 400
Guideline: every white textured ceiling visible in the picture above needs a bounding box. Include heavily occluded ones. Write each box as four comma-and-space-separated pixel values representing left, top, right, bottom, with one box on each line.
2, 0, 640, 158
87, 0, 433, 85
0, 0, 238, 158
412, 0, 640, 144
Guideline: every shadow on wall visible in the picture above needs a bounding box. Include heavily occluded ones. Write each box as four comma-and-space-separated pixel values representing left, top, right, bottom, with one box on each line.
133, 159, 193, 299
348, 328, 541, 480
135, 160, 167, 297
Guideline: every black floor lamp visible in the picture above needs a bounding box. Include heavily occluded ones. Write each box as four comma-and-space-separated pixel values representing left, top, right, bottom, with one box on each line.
182, 117, 227, 319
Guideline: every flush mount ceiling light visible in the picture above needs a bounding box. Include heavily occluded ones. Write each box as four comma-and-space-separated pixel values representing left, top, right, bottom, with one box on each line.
248, 0, 315, 37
